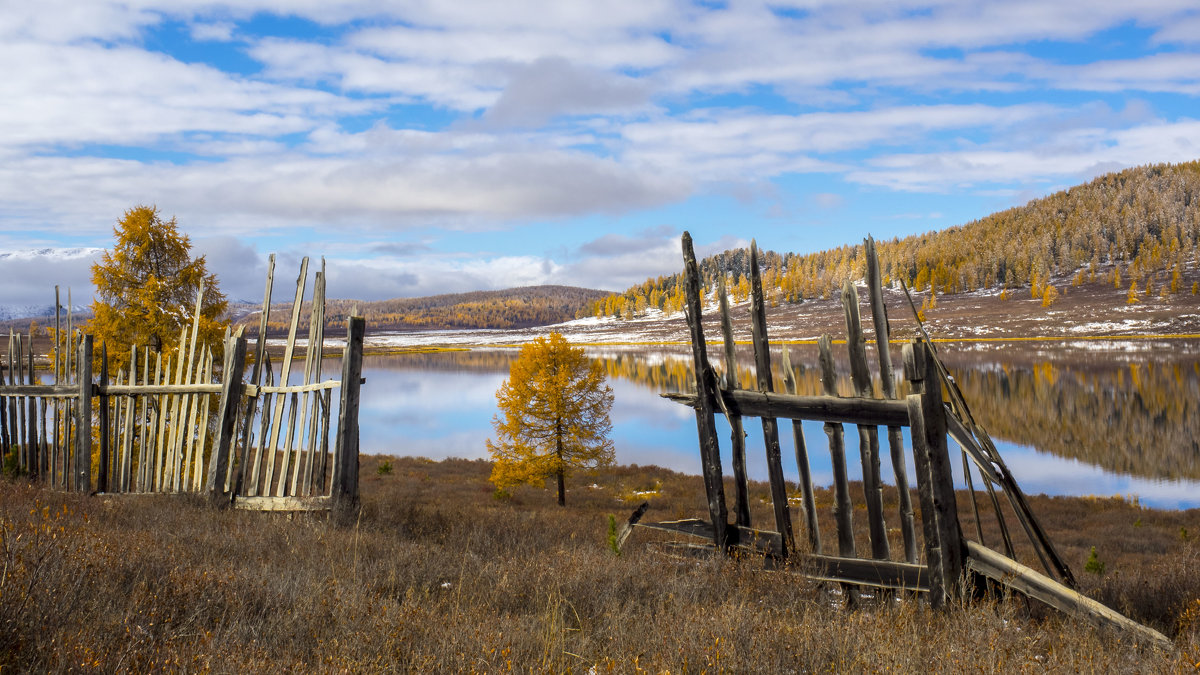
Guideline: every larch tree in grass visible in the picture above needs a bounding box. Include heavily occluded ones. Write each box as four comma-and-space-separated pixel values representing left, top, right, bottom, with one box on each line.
89, 205, 228, 372
487, 332, 614, 506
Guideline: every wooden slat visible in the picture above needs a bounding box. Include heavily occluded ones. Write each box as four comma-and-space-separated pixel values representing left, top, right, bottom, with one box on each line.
717, 275, 751, 528
782, 346, 821, 554
98, 343, 110, 492
749, 240, 794, 557
842, 280, 889, 561
265, 257, 309, 495
233, 495, 331, 512
964, 541, 1170, 648
865, 236, 918, 563
819, 335, 857, 567
234, 253, 275, 500
208, 335, 247, 502
74, 335, 92, 492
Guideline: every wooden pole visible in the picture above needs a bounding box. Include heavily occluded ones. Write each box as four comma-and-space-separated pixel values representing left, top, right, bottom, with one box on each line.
717, 275, 751, 528
818, 336, 856, 562
98, 343, 110, 492
904, 340, 965, 608
266, 257, 309, 495
208, 334, 247, 503
749, 241, 795, 557
864, 236, 918, 564
332, 315, 364, 522
842, 280, 889, 561
234, 253, 275, 500
782, 346, 821, 554
74, 334, 92, 493
678, 232, 728, 549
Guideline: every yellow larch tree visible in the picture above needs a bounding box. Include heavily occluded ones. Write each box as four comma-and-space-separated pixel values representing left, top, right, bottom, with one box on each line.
89, 205, 228, 372
487, 332, 614, 506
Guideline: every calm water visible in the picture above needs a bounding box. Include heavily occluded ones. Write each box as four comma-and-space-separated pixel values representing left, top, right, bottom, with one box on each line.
353, 349, 1200, 510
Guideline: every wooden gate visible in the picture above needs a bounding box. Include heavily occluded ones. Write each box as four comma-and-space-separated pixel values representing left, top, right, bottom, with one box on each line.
646, 231, 1168, 646
0, 256, 363, 516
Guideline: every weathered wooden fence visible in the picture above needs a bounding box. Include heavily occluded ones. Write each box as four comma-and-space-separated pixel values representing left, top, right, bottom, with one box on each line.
0, 255, 363, 516
644, 231, 1169, 647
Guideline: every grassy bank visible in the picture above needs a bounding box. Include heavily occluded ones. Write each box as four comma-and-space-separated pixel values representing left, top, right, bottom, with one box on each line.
1, 456, 1197, 672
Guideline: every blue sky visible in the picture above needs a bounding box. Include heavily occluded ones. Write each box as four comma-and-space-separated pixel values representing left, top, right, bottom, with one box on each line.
3, 1, 1200, 307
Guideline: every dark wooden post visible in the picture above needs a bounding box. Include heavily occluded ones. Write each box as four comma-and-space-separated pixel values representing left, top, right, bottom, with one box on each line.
904, 339, 965, 608
864, 236, 918, 563
782, 347, 821, 554
680, 232, 728, 549
717, 276, 751, 528
208, 334, 248, 503
749, 241, 795, 557
74, 335, 93, 493
333, 316, 365, 522
97, 343, 110, 492
819, 336, 856, 561
843, 280, 889, 561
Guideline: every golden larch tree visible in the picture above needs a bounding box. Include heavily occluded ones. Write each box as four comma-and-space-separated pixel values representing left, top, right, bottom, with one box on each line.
488, 332, 614, 506
90, 205, 228, 371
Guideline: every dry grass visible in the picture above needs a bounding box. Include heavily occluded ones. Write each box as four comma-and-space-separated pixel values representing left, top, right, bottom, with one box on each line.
0, 457, 1197, 672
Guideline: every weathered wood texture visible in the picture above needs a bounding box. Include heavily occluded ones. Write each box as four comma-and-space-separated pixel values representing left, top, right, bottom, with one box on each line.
717, 277, 751, 528
679, 231, 728, 548
332, 316, 365, 521
782, 346, 820, 554
842, 280, 889, 561
749, 241, 795, 557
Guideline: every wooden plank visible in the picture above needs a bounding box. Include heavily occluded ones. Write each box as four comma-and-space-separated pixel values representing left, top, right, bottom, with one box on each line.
233, 495, 331, 512
164, 327, 188, 491
302, 263, 327, 495
782, 346, 821, 554
661, 389, 909, 427
842, 280, 889, 561
865, 235, 918, 563
247, 356, 275, 497
749, 241, 795, 557
615, 501, 650, 552
676, 232, 728, 548
717, 275, 751, 528
154, 352, 171, 491
98, 343, 110, 492
74, 334, 92, 493
819, 335, 857, 563
233, 253, 276, 501
292, 263, 323, 497
120, 347, 136, 492
265, 257, 309, 495
802, 553, 928, 592
332, 316, 365, 521
964, 540, 1170, 648
192, 349, 213, 491
277, 391, 301, 496
208, 335, 247, 502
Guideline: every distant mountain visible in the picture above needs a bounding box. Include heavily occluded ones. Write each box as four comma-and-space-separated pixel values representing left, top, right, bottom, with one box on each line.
239, 285, 612, 333
588, 160, 1200, 319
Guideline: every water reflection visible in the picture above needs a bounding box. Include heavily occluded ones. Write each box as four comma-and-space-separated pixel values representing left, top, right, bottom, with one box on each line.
356, 349, 1200, 509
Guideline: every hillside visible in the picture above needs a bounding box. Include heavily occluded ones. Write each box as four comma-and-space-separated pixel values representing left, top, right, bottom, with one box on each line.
238, 284, 609, 334
586, 160, 1200, 320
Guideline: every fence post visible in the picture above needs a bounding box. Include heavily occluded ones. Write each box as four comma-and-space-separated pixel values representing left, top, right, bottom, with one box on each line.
97, 343, 109, 492
74, 334, 93, 493
208, 334, 248, 503
904, 339, 964, 608
332, 316, 364, 521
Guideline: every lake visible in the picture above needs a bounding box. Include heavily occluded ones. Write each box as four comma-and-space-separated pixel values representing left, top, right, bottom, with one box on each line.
350, 345, 1200, 510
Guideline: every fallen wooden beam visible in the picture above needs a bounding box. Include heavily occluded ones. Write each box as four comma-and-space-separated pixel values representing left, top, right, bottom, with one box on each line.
233, 495, 332, 512
964, 540, 1171, 649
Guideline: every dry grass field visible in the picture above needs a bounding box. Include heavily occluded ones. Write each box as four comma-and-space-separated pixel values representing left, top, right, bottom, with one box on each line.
1, 455, 1198, 672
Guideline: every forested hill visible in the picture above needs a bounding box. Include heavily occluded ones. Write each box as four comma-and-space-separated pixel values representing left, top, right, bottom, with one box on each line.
246, 285, 609, 333
585, 160, 1200, 319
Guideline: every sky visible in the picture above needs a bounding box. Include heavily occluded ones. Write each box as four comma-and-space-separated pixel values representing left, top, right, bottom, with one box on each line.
3, 1, 1200, 309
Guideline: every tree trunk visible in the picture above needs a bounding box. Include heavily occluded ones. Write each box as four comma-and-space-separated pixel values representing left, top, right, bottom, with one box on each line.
556, 425, 565, 506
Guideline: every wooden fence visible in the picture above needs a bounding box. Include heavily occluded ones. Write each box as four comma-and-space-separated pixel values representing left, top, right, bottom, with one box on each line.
643, 231, 1169, 647
0, 255, 363, 516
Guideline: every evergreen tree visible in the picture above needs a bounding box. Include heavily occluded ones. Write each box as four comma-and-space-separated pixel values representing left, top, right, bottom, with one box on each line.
90, 205, 228, 372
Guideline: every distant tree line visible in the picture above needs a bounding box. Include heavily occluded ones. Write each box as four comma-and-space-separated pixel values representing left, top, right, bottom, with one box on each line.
584, 160, 1200, 319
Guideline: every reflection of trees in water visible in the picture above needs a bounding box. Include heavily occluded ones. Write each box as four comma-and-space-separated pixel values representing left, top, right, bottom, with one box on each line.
367, 348, 1200, 482
952, 362, 1200, 481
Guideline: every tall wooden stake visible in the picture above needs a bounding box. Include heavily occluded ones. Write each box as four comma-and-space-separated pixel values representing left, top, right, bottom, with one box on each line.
717, 275, 751, 528
842, 280, 889, 561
